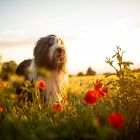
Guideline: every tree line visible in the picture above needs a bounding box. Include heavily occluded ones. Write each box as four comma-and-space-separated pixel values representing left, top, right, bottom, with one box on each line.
77, 67, 96, 76
0, 60, 97, 81
0, 60, 140, 81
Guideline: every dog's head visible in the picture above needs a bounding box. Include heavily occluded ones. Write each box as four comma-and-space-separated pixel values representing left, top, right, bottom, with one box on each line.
34, 35, 67, 71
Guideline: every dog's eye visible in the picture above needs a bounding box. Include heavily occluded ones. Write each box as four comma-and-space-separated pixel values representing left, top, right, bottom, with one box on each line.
48, 43, 52, 47
49, 38, 57, 46
45, 41, 54, 48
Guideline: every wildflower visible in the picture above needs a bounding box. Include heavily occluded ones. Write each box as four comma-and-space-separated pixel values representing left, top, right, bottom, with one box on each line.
52, 103, 62, 112
0, 82, 8, 88
38, 80, 46, 90
96, 90, 104, 97
97, 87, 108, 98
83, 90, 98, 105
0, 105, 3, 113
102, 87, 108, 93
108, 113, 125, 129
94, 82, 102, 91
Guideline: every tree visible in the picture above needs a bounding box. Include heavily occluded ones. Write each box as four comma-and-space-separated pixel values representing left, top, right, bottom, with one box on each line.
1, 61, 17, 81
77, 72, 85, 76
86, 67, 96, 76
132, 68, 140, 73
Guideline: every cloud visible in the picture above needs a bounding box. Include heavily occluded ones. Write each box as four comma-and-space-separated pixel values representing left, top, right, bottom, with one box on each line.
0, 35, 83, 48
0, 38, 36, 48
0, 29, 39, 48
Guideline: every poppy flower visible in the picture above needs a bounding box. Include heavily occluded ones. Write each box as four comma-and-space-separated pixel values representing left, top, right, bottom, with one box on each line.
102, 87, 108, 93
97, 87, 108, 98
94, 82, 102, 91
83, 90, 98, 105
38, 80, 46, 90
52, 103, 62, 112
97, 90, 106, 97
0, 105, 3, 113
108, 113, 125, 128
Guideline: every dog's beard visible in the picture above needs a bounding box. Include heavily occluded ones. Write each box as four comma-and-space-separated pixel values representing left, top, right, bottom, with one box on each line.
47, 45, 67, 71
53, 51, 66, 66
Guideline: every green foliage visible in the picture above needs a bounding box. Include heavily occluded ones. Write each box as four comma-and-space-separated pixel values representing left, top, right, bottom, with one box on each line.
77, 67, 96, 76
1, 61, 17, 81
106, 46, 140, 138
0, 46, 139, 140
77, 72, 85, 76
86, 67, 96, 76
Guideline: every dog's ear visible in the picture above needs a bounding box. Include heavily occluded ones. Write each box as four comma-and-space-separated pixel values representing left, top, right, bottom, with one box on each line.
47, 35, 64, 46
34, 35, 57, 56
46, 35, 58, 45
57, 38, 64, 46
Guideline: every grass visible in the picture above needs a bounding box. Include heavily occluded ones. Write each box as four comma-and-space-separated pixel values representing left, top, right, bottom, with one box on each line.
0, 74, 139, 140
0, 47, 140, 140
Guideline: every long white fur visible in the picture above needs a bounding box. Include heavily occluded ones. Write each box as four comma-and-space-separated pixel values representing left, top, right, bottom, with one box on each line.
29, 59, 68, 104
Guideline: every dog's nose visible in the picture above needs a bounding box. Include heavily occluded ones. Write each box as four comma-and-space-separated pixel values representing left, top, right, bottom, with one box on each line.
56, 48, 63, 53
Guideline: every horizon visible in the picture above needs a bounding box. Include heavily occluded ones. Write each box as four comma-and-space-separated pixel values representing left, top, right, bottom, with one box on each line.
0, 0, 140, 74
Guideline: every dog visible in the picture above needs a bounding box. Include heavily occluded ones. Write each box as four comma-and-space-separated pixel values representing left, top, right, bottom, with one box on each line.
15, 35, 68, 105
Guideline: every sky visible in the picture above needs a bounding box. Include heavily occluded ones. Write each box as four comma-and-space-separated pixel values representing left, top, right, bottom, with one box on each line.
0, 0, 140, 74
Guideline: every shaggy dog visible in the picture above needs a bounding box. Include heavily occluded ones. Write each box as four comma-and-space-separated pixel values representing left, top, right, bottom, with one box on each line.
16, 35, 68, 105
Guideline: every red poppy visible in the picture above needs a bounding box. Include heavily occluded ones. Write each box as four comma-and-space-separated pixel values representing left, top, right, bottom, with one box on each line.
97, 87, 108, 98
52, 103, 62, 112
83, 90, 98, 105
97, 90, 106, 97
94, 82, 102, 91
0, 105, 3, 113
38, 80, 46, 90
102, 87, 108, 93
108, 113, 125, 129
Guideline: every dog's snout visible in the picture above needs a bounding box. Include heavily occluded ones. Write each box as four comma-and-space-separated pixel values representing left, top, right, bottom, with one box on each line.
56, 47, 63, 53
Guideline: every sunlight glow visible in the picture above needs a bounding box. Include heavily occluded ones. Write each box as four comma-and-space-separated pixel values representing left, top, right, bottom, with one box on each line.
0, 1, 140, 74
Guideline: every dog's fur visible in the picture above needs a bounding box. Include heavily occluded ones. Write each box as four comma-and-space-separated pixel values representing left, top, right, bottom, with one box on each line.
16, 35, 68, 104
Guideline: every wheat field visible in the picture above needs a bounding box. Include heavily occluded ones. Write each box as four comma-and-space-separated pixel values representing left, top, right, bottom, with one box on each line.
0, 48, 140, 140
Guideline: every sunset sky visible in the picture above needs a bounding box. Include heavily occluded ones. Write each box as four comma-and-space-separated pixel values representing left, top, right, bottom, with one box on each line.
0, 0, 140, 74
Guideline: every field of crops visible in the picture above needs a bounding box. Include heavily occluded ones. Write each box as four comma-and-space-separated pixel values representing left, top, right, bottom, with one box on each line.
0, 47, 140, 140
